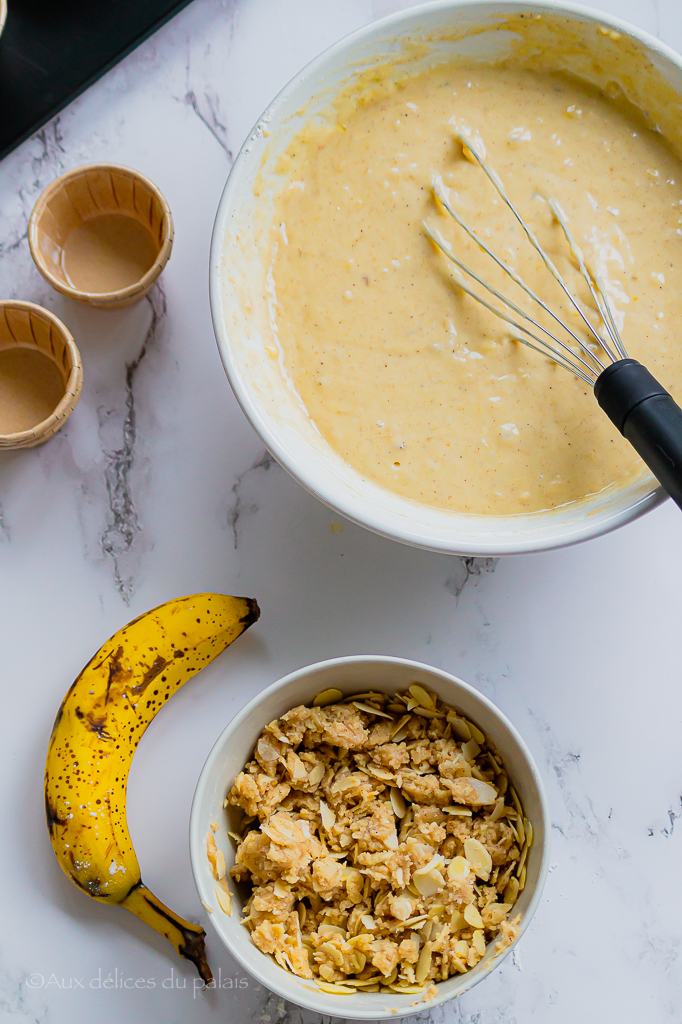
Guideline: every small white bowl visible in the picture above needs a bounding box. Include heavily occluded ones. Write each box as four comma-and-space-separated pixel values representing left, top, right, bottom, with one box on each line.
210, 0, 682, 555
190, 656, 550, 1018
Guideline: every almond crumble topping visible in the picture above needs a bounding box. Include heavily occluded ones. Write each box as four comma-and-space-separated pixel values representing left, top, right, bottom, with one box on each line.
218, 685, 530, 996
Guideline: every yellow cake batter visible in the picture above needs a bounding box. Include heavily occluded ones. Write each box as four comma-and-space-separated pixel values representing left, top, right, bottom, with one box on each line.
270, 62, 682, 515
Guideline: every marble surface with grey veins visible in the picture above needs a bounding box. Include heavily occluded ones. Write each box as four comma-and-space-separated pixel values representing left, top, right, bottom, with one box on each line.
1, 1, 682, 1022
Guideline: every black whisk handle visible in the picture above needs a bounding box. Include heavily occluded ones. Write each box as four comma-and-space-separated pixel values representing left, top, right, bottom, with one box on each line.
595, 358, 682, 510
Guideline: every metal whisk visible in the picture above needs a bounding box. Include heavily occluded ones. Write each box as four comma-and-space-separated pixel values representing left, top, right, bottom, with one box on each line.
424, 133, 682, 510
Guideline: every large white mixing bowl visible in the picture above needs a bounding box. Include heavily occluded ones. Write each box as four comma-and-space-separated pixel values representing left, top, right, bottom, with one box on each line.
210, 1, 682, 555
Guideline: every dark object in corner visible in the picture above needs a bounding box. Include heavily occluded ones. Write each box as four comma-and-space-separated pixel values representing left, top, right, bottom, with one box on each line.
0, 0, 194, 160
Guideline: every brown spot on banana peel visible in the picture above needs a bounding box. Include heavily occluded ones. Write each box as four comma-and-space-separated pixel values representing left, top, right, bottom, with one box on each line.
44, 791, 67, 837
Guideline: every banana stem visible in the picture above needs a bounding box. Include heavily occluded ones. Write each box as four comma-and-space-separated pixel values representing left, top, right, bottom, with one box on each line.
122, 883, 213, 983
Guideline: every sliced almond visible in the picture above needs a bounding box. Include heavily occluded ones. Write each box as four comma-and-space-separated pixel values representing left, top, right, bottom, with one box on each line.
412, 706, 444, 720
409, 684, 437, 710
331, 775, 361, 794
385, 830, 399, 851
289, 752, 308, 780
516, 815, 526, 846
503, 876, 520, 904
446, 713, 472, 741
319, 942, 346, 968
384, 966, 400, 986
447, 776, 498, 807
350, 951, 367, 974
472, 929, 486, 957
415, 940, 433, 983
518, 865, 527, 891
463, 838, 493, 881
450, 909, 466, 932
273, 878, 288, 899
318, 922, 346, 937
401, 914, 428, 928
447, 856, 471, 881
413, 856, 445, 897
412, 869, 445, 899
256, 735, 281, 762
466, 721, 486, 745
215, 884, 232, 915
390, 786, 407, 818
442, 806, 473, 817
366, 764, 395, 781
307, 763, 325, 787
489, 797, 505, 823
510, 785, 523, 816
462, 738, 481, 762
202, 900, 214, 914
391, 724, 410, 743
389, 714, 412, 739
497, 862, 515, 891
463, 903, 484, 929
341, 691, 382, 702
206, 832, 219, 876
313, 688, 343, 707
353, 701, 394, 719
319, 799, 336, 831
316, 981, 354, 995
516, 843, 529, 876
262, 817, 298, 844
360, 914, 376, 930
388, 894, 413, 921
524, 818, 534, 849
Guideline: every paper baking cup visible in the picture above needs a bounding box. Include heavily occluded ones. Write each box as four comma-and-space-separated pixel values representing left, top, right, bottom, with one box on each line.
0, 300, 83, 449
29, 164, 173, 309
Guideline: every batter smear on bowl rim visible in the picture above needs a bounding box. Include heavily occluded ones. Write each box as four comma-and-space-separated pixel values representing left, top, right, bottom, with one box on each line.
269, 51, 682, 515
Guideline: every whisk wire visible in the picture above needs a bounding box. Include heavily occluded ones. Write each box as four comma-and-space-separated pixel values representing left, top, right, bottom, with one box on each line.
429, 177, 605, 377
427, 137, 631, 381
423, 221, 599, 383
452, 133, 616, 364
548, 199, 627, 361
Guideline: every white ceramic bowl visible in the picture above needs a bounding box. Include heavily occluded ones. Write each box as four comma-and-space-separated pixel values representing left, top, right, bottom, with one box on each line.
190, 656, 550, 1018
210, 0, 682, 555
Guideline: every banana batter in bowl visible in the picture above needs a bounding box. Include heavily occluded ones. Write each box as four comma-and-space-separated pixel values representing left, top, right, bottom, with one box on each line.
269, 48, 682, 515
213, 5, 682, 552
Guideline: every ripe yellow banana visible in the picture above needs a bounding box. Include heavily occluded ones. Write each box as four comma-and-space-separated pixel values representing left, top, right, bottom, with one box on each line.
45, 592, 259, 982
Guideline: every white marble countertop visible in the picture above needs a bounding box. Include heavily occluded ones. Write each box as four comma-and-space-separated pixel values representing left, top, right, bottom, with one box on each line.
1, 1, 682, 1022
